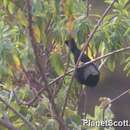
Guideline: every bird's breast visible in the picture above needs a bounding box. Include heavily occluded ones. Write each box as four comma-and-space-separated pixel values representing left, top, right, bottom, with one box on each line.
75, 64, 99, 87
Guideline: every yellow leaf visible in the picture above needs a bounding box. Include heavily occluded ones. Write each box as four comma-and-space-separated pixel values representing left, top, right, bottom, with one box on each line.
32, 25, 41, 43
66, 16, 74, 32
50, 1, 56, 15
64, 0, 73, 16
49, 52, 64, 75
64, 107, 76, 117
87, 46, 93, 59
51, 43, 62, 53
16, 9, 28, 27
80, 44, 93, 59
13, 55, 21, 70
8, 2, 15, 14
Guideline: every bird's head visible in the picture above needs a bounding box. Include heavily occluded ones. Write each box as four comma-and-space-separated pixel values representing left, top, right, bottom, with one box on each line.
65, 38, 77, 51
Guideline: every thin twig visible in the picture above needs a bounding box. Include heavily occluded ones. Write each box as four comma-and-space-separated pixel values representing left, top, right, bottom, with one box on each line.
61, 76, 74, 117
98, 58, 108, 70
45, 15, 53, 34
111, 89, 130, 104
0, 83, 10, 93
0, 118, 19, 130
53, 52, 71, 97
86, 0, 90, 17
0, 96, 36, 130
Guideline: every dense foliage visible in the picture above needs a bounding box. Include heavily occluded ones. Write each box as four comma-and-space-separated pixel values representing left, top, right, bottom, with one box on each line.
0, 0, 130, 130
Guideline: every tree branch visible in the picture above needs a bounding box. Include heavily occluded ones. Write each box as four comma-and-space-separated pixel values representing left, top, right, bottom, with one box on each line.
98, 58, 108, 70
0, 83, 10, 93
0, 118, 19, 130
61, 76, 74, 117
111, 89, 130, 104
0, 96, 36, 130
26, 0, 68, 129
86, 0, 90, 17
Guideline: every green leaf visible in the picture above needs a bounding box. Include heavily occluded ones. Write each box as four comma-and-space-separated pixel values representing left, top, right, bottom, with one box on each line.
35, 100, 49, 116
45, 119, 59, 130
16, 9, 28, 27
8, 2, 15, 14
94, 106, 103, 120
64, 107, 81, 125
49, 52, 64, 75
0, 65, 9, 77
107, 58, 116, 72
3, 0, 9, 7
124, 27, 130, 36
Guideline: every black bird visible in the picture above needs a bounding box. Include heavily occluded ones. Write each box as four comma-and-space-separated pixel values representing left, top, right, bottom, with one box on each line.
65, 38, 100, 87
